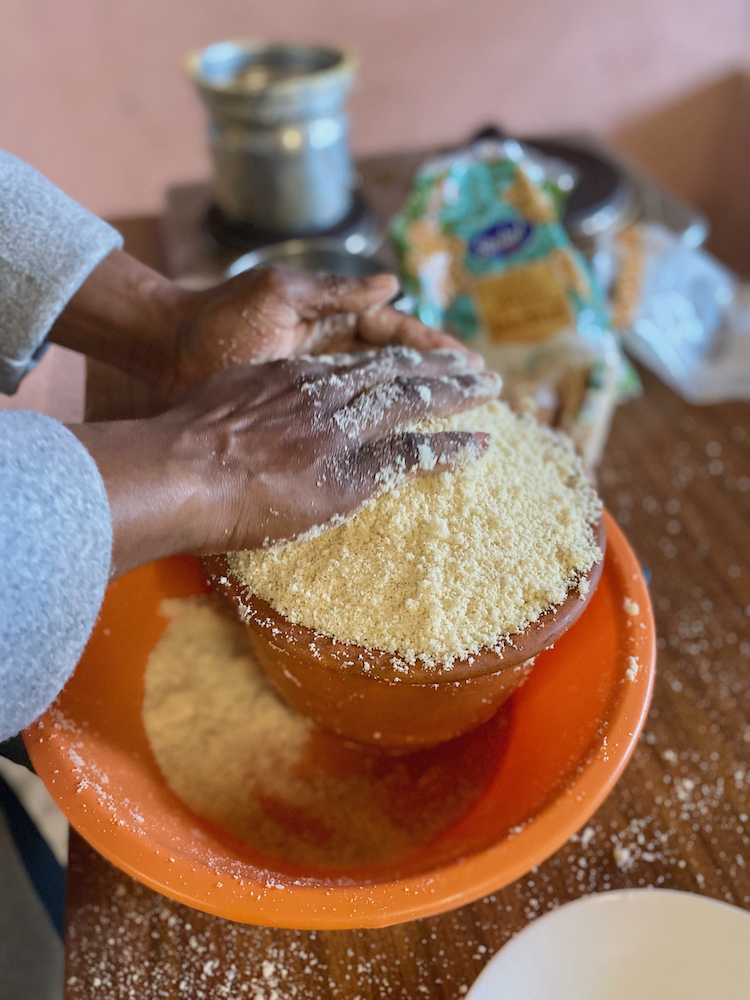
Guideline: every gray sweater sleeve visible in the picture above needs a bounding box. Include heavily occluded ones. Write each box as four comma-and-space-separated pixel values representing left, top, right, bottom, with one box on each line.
0, 153, 120, 737
0, 411, 112, 740
0, 150, 123, 394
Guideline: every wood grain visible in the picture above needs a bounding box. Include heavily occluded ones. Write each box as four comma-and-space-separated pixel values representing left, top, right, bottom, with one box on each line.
65, 156, 750, 999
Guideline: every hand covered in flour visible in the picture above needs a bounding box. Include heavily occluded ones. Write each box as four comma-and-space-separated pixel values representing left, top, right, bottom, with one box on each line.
51, 250, 480, 398
70, 348, 501, 578
167, 266, 480, 394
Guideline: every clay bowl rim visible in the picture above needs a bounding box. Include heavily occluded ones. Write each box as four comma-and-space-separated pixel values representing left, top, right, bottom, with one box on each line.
203, 516, 607, 686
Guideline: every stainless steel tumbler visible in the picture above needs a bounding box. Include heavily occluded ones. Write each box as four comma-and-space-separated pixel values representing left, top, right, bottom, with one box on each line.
188, 40, 356, 234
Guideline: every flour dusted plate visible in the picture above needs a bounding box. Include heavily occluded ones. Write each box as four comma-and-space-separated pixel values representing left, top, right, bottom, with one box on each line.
25, 511, 654, 929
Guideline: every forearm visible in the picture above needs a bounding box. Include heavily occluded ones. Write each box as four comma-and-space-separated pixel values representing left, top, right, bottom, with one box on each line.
68, 415, 203, 578
49, 249, 187, 387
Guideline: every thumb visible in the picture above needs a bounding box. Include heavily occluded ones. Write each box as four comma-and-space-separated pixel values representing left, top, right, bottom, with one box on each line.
288, 271, 399, 318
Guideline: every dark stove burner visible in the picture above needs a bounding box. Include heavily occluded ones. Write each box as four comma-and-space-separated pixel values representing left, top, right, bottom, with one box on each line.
522, 138, 625, 234
206, 193, 377, 253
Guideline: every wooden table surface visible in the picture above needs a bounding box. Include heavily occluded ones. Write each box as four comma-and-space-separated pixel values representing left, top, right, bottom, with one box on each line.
65, 154, 750, 999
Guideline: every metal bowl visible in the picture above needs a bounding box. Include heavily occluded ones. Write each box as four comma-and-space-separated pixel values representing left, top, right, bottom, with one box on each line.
227, 238, 392, 280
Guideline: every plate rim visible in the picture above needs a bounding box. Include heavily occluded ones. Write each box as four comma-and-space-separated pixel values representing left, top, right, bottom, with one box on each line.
465, 888, 750, 999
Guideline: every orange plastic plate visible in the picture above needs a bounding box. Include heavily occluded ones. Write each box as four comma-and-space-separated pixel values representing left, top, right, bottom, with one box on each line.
25, 511, 655, 929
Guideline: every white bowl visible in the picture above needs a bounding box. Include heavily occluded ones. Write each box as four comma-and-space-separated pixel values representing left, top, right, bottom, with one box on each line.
467, 889, 750, 1000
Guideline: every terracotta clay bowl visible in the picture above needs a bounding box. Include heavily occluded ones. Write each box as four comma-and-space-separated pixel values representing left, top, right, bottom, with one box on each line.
203, 518, 606, 752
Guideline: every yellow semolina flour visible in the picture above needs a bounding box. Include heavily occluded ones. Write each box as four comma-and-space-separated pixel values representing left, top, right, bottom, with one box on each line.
228, 400, 603, 667
143, 597, 497, 866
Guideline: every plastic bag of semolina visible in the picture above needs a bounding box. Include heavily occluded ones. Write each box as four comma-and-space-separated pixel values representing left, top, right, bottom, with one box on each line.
391, 139, 636, 465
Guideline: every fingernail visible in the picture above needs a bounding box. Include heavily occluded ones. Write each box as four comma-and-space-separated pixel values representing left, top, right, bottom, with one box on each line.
366, 273, 399, 292
470, 431, 490, 453
445, 433, 489, 466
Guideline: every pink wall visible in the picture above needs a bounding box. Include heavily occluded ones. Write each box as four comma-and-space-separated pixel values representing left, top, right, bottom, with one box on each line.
3, 0, 750, 218
3, 0, 750, 424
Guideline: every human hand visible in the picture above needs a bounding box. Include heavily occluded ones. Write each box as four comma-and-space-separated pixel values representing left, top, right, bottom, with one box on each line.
70, 348, 501, 578
50, 250, 479, 396
166, 266, 479, 395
